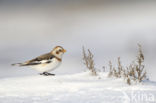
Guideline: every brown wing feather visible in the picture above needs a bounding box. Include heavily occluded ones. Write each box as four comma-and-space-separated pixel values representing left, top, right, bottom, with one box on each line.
24, 53, 54, 65
12, 53, 55, 66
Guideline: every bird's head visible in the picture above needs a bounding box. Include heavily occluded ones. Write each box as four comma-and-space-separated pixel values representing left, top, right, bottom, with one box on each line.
51, 46, 66, 58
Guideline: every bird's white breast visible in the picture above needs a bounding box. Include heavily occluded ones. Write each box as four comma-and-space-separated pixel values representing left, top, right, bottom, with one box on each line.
30, 58, 61, 73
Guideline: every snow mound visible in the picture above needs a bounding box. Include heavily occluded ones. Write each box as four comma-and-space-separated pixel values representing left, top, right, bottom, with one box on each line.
0, 72, 156, 103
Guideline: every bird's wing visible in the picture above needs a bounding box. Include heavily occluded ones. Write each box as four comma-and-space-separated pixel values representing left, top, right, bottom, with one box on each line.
21, 53, 55, 66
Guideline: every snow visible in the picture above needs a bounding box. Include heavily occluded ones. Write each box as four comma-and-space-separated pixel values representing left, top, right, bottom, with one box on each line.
0, 71, 156, 103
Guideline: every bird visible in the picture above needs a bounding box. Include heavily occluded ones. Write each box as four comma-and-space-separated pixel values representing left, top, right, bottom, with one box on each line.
12, 46, 66, 76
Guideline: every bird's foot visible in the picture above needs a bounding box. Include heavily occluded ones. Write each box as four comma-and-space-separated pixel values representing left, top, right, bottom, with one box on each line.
46, 72, 55, 76
40, 72, 55, 76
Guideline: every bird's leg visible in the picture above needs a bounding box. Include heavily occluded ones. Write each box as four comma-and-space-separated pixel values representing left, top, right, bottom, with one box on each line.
39, 72, 48, 76
40, 72, 55, 76
47, 72, 55, 76
43, 72, 49, 76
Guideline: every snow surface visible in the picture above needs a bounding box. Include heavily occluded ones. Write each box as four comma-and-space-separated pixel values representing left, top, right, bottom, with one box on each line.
0, 71, 156, 103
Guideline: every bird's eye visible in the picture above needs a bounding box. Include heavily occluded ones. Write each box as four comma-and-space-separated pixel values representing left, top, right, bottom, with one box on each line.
56, 51, 59, 54
59, 49, 62, 52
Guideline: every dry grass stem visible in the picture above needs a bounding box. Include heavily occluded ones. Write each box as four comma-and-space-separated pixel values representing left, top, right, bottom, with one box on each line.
82, 46, 97, 76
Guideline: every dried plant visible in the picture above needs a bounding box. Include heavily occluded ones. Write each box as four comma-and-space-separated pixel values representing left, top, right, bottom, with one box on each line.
82, 46, 97, 76
113, 67, 118, 77
108, 61, 113, 77
136, 44, 146, 82
117, 57, 123, 78
127, 77, 131, 85
125, 44, 146, 83
108, 57, 123, 78
107, 44, 147, 85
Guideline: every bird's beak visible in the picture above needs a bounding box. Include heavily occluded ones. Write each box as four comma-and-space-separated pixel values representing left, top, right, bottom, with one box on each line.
63, 49, 67, 53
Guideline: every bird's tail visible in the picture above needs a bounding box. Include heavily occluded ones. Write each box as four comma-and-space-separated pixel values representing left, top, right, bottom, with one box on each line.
11, 63, 26, 66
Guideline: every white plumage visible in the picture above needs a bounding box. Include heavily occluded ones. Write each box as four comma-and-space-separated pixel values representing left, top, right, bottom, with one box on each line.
31, 58, 61, 73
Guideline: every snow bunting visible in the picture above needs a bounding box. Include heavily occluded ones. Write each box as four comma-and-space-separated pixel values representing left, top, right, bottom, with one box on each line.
12, 46, 66, 76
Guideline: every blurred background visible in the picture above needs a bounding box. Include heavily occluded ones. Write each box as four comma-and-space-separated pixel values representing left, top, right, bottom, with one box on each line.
0, 0, 156, 80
